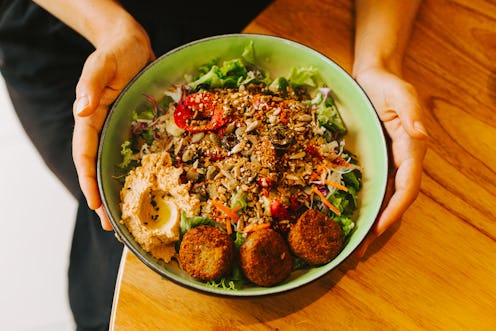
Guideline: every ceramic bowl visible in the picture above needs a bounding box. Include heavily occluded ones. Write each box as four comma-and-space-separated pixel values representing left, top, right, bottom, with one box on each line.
97, 34, 389, 296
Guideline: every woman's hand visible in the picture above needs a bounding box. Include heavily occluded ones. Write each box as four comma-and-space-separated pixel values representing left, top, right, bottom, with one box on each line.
354, 66, 428, 256
72, 18, 155, 230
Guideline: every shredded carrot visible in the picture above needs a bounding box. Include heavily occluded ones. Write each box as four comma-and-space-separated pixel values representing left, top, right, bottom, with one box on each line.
311, 164, 329, 181
324, 180, 348, 192
225, 218, 233, 235
310, 172, 320, 181
211, 200, 240, 221
242, 222, 271, 233
311, 186, 341, 216
316, 163, 327, 174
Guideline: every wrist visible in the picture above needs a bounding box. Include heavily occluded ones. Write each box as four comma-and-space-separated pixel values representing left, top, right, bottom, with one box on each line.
352, 0, 422, 80
82, 7, 144, 49
352, 51, 403, 80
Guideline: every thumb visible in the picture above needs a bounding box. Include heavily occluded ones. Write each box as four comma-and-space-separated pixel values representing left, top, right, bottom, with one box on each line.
74, 50, 116, 117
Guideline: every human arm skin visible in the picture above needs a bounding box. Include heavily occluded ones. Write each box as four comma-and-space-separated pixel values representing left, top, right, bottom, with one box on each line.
33, 0, 155, 229
352, 0, 428, 256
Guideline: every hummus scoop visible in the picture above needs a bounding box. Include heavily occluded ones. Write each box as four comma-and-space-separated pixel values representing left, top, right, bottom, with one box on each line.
123, 187, 180, 262
139, 189, 179, 235
120, 152, 200, 262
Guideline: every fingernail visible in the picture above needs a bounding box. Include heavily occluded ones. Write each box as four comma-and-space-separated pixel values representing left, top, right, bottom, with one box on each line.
413, 121, 429, 137
75, 96, 89, 116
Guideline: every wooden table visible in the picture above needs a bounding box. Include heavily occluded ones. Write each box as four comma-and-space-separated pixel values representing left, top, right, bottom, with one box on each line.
110, 1, 496, 330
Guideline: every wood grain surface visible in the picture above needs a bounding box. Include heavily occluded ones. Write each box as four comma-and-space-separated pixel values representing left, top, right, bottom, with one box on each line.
110, 0, 496, 330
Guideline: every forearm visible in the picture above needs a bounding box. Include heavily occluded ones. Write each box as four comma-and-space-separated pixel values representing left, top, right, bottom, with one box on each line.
32, 0, 139, 48
352, 0, 423, 77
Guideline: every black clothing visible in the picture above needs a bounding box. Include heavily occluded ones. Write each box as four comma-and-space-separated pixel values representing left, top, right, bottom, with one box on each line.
0, 1, 271, 330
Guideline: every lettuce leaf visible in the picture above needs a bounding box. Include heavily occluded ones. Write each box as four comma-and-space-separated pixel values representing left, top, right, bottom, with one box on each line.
316, 89, 347, 138
206, 263, 246, 290
188, 41, 271, 90
334, 215, 355, 237
287, 66, 319, 87
241, 40, 256, 64
118, 140, 133, 169
179, 210, 215, 235
268, 76, 289, 94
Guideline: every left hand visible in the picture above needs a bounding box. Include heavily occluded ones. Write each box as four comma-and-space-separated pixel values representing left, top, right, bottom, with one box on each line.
72, 18, 155, 230
353, 66, 428, 256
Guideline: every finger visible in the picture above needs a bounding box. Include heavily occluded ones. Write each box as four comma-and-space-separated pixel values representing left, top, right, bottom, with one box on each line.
74, 51, 116, 117
355, 233, 377, 258
374, 156, 423, 236
72, 120, 101, 210
72, 105, 108, 210
392, 84, 429, 139
95, 205, 114, 231
149, 50, 157, 62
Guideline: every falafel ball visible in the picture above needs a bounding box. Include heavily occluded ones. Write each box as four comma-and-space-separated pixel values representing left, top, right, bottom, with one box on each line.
239, 228, 293, 287
178, 225, 235, 281
288, 209, 344, 265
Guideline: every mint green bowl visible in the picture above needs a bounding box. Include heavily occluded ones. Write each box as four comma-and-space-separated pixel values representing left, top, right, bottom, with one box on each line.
98, 34, 389, 296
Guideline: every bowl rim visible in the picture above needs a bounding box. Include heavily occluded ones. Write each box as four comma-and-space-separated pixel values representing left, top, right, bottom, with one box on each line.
97, 33, 390, 296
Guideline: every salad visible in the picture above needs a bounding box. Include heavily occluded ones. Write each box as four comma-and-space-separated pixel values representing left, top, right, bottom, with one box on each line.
117, 41, 362, 289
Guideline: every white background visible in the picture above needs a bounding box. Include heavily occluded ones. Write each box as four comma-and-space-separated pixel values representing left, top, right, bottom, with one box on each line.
0, 76, 76, 330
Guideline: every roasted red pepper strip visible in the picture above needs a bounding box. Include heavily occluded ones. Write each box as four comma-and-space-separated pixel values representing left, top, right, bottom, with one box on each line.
173, 91, 227, 132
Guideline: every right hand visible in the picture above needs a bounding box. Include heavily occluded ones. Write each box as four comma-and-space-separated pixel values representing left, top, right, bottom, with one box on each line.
72, 18, 155, 230
353, 65, 428, 256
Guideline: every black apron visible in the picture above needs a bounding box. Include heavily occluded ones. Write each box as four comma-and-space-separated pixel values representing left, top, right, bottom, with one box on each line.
0, 1, 271, 330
